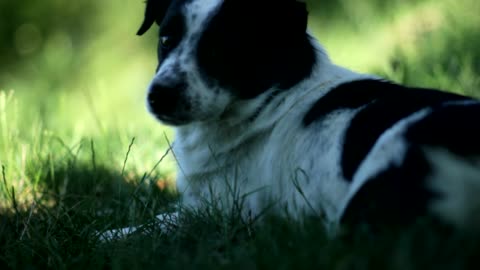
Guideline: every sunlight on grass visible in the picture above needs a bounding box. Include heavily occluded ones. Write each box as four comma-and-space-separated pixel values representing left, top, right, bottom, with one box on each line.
0, 87, 177, 212
0, 0, 177, 210
311, 0, 479, 78
308, 0, 431, 70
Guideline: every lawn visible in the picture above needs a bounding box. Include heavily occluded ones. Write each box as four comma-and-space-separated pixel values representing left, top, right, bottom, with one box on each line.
1, 0, 480, 269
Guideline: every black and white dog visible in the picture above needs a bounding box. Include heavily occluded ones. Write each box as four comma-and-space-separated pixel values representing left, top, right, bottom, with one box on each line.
103, 0, 480, 239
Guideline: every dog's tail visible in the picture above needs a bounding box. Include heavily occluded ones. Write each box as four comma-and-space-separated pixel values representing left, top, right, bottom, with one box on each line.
426, 148, 480, 231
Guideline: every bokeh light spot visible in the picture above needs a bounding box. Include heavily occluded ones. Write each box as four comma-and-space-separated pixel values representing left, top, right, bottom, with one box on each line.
14, 23, 43, 55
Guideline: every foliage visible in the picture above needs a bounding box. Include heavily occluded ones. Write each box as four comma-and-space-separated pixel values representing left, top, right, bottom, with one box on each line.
0, 0, 100, 91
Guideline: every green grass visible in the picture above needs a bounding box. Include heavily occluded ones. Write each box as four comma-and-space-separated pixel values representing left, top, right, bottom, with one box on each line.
1, 0, 480, 269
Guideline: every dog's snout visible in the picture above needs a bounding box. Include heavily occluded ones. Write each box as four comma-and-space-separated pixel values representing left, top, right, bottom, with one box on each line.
147, 81, 188, 121
148, 82, 183, 107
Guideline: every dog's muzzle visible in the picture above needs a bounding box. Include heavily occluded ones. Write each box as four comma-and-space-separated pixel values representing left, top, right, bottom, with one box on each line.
147, 81, 191, 125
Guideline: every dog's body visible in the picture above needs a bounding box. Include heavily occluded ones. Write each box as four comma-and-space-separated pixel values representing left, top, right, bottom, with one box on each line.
101, 0, 480, 240
174, 61, 365, 222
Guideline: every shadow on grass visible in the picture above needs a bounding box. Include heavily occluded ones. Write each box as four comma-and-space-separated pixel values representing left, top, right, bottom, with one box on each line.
2, 152, 480, 269
0, 155, 177, 269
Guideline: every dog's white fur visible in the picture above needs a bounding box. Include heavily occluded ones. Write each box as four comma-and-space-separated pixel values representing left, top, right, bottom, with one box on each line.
100, 0, 480, 241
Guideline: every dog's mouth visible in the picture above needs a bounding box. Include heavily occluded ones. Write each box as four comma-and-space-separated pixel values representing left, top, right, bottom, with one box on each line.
146, 88, 195, 126
149, 109, 193, 126
147, 103, 192, 126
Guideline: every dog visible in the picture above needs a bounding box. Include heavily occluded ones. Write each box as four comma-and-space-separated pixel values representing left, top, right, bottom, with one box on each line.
100, 0, 480, 240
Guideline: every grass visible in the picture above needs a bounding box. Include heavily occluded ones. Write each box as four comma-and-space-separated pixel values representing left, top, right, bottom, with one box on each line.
1, 0, 480, 269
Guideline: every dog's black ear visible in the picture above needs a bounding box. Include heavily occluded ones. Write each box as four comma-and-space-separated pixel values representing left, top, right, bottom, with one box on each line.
290, 1, 309, 33
262, 0, 309, 34
265, 0, 308, 36
137, 0, 172, 36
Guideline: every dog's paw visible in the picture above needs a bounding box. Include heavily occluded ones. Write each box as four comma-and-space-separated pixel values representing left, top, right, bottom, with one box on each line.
95, 212, 180, 243
96, 226, 139, 242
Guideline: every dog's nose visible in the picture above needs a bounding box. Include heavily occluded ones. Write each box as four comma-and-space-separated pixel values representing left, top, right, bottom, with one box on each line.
147, 81, 186, 116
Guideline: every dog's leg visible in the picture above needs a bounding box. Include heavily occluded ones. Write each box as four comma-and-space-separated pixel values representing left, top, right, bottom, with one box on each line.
97, 211, 179, 242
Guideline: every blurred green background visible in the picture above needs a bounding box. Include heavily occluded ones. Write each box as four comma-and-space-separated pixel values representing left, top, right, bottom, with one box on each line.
0, 0, 479, 208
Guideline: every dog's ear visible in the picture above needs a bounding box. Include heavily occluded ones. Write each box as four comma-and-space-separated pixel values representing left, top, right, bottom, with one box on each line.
268, 0, 309, 35
290, 0, 308, 32
263, 0, 309, 32
294, 1, 309, 32
137, 0, 172, 36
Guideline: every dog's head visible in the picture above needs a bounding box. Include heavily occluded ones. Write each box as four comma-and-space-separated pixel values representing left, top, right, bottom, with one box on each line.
138, 0, 316, 125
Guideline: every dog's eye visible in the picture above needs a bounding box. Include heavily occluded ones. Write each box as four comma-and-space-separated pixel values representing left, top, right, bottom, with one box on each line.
160, 36, 174, 49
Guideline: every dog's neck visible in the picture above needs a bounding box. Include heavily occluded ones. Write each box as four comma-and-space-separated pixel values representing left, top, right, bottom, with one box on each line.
172, 40, 367, 175
205, 41, 363, 132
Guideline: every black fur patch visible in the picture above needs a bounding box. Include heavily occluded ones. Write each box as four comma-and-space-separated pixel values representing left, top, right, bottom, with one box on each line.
137, 0, 189, 72
406, 103, 480, 156
137, 0, 173, 35
303, 79, 472, 181
137, 0, 193, 35
196, 0, 316, 99
303, 80, 404, 126
156, 5, 187, 63
340, 146, 439, 228
342, 85, 472, 181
